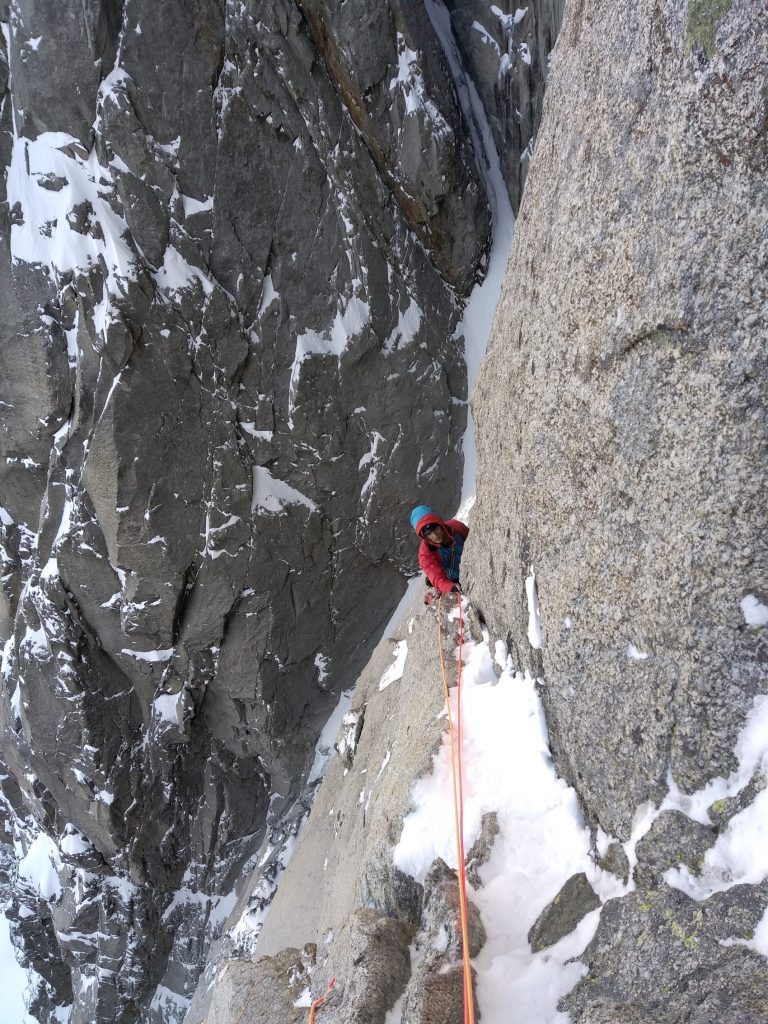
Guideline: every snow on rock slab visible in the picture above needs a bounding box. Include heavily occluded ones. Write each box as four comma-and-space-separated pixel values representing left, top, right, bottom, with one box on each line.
393, 637, 614, 1023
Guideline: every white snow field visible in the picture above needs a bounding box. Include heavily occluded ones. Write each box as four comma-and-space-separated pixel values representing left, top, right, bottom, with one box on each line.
0, 910, 32, 1024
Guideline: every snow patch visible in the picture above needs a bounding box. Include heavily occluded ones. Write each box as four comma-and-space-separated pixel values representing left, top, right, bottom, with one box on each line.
154, 245, 213, 296
314, 653, 330, 682
665, 695, 768, 898
741, 594, 768, 628
393, 634, 619, 1020
17, 832, 62, 902
252, 466, 317, 514
288, 297, 370, 414
625, 643, 648, 660
120, 647, 174, 663
308, 690, 354, 785
379, 641, 408, 691
383, 298, 423, 354
152, 692, 182, 724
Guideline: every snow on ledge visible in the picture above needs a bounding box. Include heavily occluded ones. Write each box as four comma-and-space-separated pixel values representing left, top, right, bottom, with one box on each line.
120, 647, 174, 663
252, 466, 317, 514
379, 640, 408, 691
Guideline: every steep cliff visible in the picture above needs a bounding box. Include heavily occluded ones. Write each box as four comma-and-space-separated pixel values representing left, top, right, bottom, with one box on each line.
444, 0, 563, 213
465, 0, 768, 1017
468, 0, 767, 842
3, 0, 765, 1022
0, 0, 560, 1021
0, 0, 492, 1019
193, 1, 768, 1022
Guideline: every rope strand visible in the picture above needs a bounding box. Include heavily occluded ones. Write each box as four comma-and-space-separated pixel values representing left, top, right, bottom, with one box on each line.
436, 593, 476, 1024
308, 977, 336, 1024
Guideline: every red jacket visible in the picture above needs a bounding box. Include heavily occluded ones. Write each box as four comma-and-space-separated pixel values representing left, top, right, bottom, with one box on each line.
418, 516, 469, 594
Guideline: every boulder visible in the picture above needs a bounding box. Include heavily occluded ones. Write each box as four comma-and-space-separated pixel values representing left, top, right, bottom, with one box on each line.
527, 872, 601, 952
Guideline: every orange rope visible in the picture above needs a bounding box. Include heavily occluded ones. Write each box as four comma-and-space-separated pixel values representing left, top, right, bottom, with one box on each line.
230, 976, 258, 1024
436, 593, 475, 1024
308, 977, 336, 1023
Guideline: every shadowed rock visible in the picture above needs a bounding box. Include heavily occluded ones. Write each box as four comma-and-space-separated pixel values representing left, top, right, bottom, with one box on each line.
528, 872, 600, 952
598, 843, 631, 885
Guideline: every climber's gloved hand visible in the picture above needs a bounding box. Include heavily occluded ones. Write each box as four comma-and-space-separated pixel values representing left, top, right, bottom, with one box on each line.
450, 584, 462, 594
424, 591, 435, 606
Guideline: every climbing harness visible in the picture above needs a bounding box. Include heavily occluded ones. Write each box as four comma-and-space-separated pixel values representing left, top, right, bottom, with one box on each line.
436, 592, 475, 1024
308, 977, 336, 1023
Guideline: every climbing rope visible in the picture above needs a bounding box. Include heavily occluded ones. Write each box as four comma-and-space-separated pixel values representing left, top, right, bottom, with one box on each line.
230, 977, 258, 1024
436, 592, 475, 1024
308, 977, 336, 1023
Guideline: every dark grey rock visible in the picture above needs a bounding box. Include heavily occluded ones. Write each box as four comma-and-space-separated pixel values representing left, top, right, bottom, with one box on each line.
36, 173, 68, 192
634, 811, 716, 888
445, 0, 564, 213
9, 0, 121, 143
0, 0, 564, 1017
598, 842, 631, 884
295, 0, 491, 292
528, 871, 601, 952
65, 200, 104, 239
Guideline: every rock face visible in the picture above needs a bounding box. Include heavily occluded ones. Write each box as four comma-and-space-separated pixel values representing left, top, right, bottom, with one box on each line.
527, 871, 600, 952
564, 883, 768, 1024
466, 0, 768, 840
0, 0, 531, 1018
8, 0, 765, 1021
445, 0, 564, 213
204, 946, 316, 1024
462, 0, 768, 1016
0, 0, 563, 1015
185, 600, 486, 1024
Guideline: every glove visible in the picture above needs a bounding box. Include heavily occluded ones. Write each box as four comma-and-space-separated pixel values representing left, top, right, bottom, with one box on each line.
450, 584, 462, 594
424, 592, 435, 606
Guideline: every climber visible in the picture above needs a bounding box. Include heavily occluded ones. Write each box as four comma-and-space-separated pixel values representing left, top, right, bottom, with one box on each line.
410, 505, 469, 603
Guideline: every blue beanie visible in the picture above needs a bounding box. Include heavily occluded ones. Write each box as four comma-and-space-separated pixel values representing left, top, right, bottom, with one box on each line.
410, 505, 435, 531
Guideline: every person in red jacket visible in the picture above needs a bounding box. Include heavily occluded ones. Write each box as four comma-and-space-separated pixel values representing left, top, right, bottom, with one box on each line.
410, 505, 469, 600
